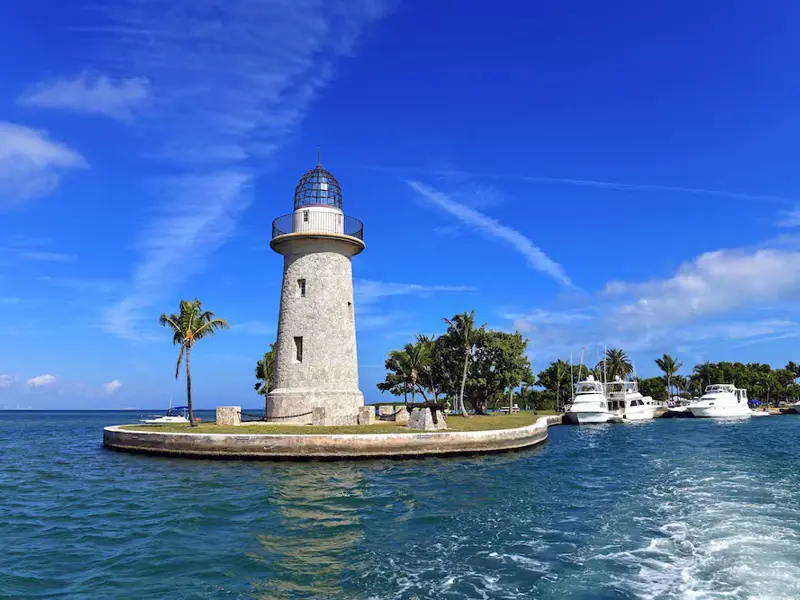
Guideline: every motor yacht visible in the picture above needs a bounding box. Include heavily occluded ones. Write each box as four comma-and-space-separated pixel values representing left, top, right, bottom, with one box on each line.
605, 377, 658, 421
564, 375, 612, 424
140, 405, 190, 425
687, 385, 752, 418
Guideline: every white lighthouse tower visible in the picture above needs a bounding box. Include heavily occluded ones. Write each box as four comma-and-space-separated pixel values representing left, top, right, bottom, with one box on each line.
267, 160, 365, 425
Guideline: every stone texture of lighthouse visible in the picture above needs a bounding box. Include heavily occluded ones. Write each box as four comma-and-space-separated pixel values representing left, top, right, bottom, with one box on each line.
266, 163, 365, 425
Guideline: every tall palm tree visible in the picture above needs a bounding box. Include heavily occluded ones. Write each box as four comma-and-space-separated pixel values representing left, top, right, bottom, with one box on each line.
160, 299, 229, 426
655, 353, 682, 400
255, 343, 276, 415
605, 348, 633, 381
443, 310, 479, 418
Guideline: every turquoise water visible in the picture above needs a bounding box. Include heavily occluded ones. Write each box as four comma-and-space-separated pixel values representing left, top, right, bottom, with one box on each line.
1, 412, 799, 599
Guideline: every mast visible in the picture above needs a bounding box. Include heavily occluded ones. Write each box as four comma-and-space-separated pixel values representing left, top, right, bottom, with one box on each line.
570, 352, 574, 403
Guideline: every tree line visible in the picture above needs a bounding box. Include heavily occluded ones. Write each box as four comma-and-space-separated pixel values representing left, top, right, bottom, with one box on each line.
378, 314, 800, 412
378, 311, 533, 416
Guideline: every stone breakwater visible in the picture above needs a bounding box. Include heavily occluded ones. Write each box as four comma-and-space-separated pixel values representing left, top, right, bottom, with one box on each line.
102, 415, 562, 460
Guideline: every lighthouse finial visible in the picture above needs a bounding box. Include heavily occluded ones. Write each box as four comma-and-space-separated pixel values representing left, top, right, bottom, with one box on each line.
316, 146, 321, 167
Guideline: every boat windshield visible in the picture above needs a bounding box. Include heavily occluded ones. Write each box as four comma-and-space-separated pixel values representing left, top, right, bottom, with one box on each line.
605, 381, 638, 395
575, 381, 603, 394
705, 384, 735, 394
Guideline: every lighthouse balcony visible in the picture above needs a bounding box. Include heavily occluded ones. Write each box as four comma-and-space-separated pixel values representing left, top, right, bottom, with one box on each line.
271, 213, 364, 241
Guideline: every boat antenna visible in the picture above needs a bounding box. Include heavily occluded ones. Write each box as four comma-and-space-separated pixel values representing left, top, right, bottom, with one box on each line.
603, 343, 608, 384
570, 352, 574, 402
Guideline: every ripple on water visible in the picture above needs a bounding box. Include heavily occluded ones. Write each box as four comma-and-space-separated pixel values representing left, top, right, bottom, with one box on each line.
1, 412, 800, 599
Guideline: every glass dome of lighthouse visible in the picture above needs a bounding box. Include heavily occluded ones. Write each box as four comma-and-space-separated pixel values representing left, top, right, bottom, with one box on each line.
293, 161, 343, 210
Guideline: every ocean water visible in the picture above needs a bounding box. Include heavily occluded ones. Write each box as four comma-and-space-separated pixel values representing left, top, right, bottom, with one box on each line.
1, 412, 799, 599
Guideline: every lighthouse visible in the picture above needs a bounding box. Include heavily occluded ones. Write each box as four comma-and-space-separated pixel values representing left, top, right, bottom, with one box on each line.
267, 160, 365, 425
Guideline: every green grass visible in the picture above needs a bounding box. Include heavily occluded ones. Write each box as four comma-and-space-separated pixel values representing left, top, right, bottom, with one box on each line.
118, 410, 557, 435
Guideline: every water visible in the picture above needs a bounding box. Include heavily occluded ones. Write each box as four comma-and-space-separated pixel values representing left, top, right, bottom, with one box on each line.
1, 412, 799, 599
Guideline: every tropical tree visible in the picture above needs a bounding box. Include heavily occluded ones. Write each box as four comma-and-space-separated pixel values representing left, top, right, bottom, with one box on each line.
442, 310, 481, 417
465, 330, 533, 414
655, 353, 682, 400
605, 348, 633, 381
378, 341, 431, 403
639, 377, 668, 402
159, 298, 229, 426
536, 360, 590, 410
255, 343, 276, 415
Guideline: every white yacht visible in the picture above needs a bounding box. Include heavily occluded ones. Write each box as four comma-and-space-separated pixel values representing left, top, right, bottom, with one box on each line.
687, 385, 752, 418
605, 377, 658, 422
565, 375, 612, 424
140, 405, 190, 425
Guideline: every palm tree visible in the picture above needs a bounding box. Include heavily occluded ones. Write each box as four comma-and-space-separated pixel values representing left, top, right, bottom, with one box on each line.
159, 298, 229, 426
605, 348, 633, 381
655, 353, 682, 401
255, 343, 276, 415
443, 310, 479, 418
387, 342, 429, 404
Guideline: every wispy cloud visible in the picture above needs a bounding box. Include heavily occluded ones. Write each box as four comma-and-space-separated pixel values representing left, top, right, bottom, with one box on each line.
369, 165, 795, 206
230, 320, 273, 335
777, 208, 800, 228
1, 236, 77, 263
19, 71, 149, 121
503, 308, 594, 333
27, 374, 56, 388
103, 380, 122, 394
38, 276, 121, 295
0, 123, 87, 208
407, 180, 572, 287
18, 251, 77, 263
354, 279, 476, 303
0, 375, 16, 388
90, 0, 391, 339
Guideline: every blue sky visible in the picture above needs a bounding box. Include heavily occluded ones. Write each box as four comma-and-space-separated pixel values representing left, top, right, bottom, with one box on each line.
2, 1, 800, 409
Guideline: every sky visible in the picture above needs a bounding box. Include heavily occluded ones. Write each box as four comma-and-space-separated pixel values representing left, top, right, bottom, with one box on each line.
2, 0, 800, 409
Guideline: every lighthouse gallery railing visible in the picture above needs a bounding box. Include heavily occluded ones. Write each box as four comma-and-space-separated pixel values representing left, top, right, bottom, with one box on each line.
271, 213, 364, 240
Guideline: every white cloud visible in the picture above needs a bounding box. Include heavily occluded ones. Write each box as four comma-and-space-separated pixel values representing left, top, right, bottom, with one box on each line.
0, 123, 87, 208
407, 180, 572, 287
103, 380, 122, 394
20, 72, 149, 121
93, 0, 392, 339
27, 374, 56, 388
0, 375, 16, 388
605, 248, 800, 327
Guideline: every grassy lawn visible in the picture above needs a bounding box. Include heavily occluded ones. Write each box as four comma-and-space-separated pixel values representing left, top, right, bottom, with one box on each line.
118, 410, 557, 435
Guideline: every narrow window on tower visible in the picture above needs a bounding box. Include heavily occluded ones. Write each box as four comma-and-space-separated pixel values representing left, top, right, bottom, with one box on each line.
294, 336, 303, 363
303, 210, 309, 222
348, 301, 353, 321
297, 278, 306, 297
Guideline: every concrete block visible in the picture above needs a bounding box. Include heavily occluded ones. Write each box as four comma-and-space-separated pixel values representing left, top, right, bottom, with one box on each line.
312, 407, 327, 427
378, 405, 395, 416
358, 406, 376, 425
216, 406, 241, 426
394, 406, 409, 424
407, 408, 448, 431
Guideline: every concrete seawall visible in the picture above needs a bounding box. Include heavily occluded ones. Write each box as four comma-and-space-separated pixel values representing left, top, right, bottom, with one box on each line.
103, 415, 563, 460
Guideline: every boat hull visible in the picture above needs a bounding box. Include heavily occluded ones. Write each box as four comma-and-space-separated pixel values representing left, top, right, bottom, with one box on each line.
624, 408, 657, 421
567, 411, 611, 424
688, 405, 752, 418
